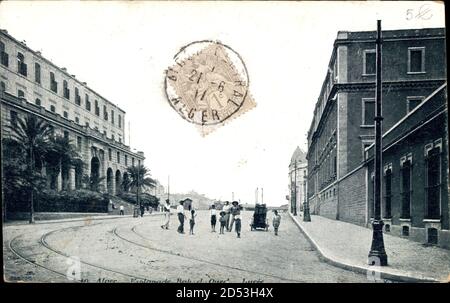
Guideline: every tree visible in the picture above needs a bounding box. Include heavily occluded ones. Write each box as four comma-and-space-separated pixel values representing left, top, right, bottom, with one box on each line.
81, 173, 106, 192
45, 135, 81, 191
123, 164, 156, 206
8, 115, 52, 223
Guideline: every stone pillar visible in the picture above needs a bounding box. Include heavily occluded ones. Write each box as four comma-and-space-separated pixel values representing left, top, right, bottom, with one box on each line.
111, 173, 116, 196
68, 166, 76, 191
56, 168, 62, 191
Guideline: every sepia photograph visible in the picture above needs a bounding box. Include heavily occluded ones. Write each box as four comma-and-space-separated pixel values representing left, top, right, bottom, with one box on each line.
1, 0, 449, 290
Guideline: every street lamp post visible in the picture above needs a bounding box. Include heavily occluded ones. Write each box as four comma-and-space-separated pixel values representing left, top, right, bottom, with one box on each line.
293, 161, 298, 216
368, 20, 388, 266
303, 174, 311, 222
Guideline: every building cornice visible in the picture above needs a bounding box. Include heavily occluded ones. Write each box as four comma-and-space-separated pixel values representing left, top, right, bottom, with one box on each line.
0, 29, 126, 114
1, 92, 144, 159
308, 79, 446, 144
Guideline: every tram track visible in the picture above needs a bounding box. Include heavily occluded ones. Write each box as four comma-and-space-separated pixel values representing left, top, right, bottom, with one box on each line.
7, 217, 162, 282
113, 223, 308, 283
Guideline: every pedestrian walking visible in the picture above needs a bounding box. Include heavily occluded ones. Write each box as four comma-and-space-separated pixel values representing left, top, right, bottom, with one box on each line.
272, 210, 281, 236
228, 201, 241, 232
210, 204, 217, 232
119, 205, 124, 216
235, 213, 242, 238
177, 200, 186, 234
189, 208, 197, 235
161, 199, 171, 230
140, 204, 145, 217
219, 211, 226, 234
223, 201, 231, 231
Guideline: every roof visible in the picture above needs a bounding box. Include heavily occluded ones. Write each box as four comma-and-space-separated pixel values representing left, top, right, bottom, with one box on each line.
290, 146, 306, 165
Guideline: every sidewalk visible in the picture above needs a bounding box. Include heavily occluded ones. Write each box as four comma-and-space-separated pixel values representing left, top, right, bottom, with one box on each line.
290, 213, 450, 283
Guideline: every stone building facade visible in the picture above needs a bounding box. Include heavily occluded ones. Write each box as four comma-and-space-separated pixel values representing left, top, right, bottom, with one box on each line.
288, 146, 307, 216
365, 84, 449, 248
0, 29, 145, 196
306, 27, 447, 247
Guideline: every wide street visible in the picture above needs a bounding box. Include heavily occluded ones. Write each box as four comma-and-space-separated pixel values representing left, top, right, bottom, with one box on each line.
3, 211, 372, 283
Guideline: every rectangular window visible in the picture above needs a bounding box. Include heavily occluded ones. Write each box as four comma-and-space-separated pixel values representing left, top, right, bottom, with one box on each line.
17, 52, 27, 76
426, 146, 441, 219
77, 136, 82, 151
132, 158, 135, 167
111, 134, 115, 141
125, 155, 128, 166
64, 131, 69, 139
111, 110, 115, 125
384, 168, 392, 218
407, 96, 424, 113
363, 50, 376, 75
63, 111, 68, 119
408, 47, 425, 73
362, 98, 375, 126
50, 105, 56, 113
85, 94, 91, 111
63, 80, 70, 99
10, 110, 18, 127
400, 159, 412, 219
35, 98, 41, 106
95, 100, 100, 116
103, 105, 108, 120
50, 72, 58, 93
118, 115, 122, 128
1, 81, 5, 92
117, 152, 120, 164
75, 88, 81, 105
108, 148, 112, 161
18, 89, 25, 98
35, 63, 41, 84
0, 41, 9, 67
75, 116, 80, 124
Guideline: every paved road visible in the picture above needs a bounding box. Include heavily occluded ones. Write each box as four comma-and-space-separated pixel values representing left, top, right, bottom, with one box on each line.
3, 211, 373, 283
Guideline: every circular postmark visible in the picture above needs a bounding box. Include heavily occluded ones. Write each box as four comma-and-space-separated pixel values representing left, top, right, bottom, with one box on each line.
164, 40, 249, 126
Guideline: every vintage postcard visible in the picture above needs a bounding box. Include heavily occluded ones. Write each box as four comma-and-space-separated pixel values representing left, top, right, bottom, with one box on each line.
1, 0, 448, 291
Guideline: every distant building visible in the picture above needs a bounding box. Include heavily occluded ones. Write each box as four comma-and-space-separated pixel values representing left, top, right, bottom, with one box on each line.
305, 27, 448, 248
288, 146, 307, 215
0, 29, 145, 197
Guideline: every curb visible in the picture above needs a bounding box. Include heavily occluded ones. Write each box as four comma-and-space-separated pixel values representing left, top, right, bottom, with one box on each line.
4, 212, 165, 226
288, 212, 440, 283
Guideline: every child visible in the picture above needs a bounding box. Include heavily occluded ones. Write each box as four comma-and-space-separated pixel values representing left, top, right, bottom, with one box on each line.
189, 208, 197, 235
210, 204, 217, 232
219, 211, 226, 234
273, 210, 281, 236
234, 214, 242, 238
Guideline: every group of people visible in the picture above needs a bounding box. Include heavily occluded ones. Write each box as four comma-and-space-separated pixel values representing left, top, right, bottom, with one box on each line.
160, 199, 282, 237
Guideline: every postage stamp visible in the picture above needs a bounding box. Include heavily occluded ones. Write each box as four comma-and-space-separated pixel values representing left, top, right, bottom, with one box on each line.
164, 40, 256, 136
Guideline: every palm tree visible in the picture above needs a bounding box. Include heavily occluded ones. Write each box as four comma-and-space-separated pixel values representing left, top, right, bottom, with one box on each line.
9, 114, 52, 223
45, 135, 80, 191
124, 164, 156, 206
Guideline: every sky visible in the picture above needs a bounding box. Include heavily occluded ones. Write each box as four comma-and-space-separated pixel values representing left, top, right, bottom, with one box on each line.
0, 1, 445, 206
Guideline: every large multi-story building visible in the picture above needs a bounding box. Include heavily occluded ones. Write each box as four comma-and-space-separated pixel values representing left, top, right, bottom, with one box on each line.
1, 29, 145, 197
288, 146, 307, 215
306, 27, 448, 247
